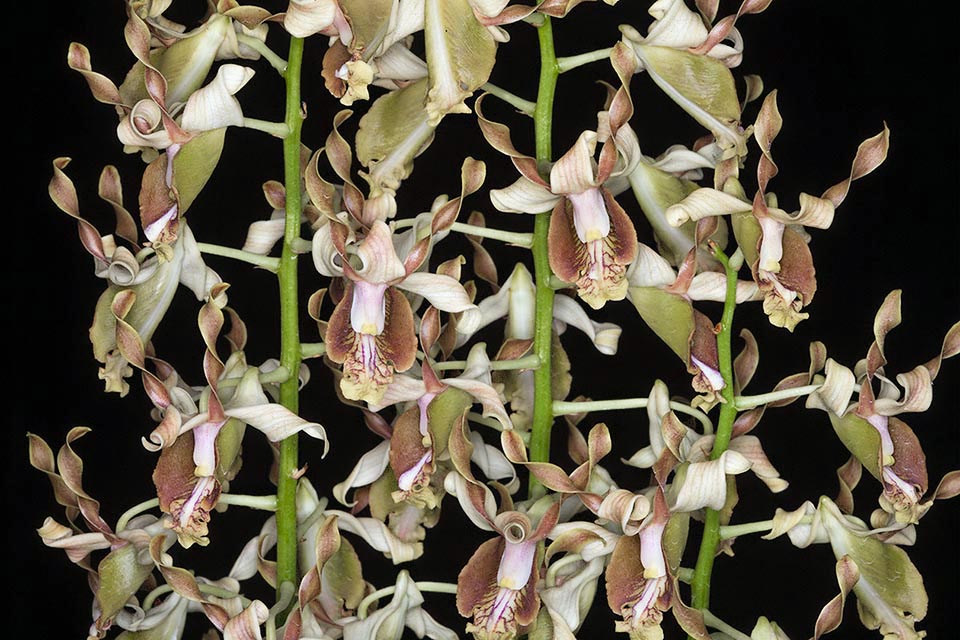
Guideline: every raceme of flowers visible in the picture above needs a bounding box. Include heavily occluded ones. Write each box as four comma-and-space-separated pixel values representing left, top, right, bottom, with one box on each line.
33, 1, 959, 640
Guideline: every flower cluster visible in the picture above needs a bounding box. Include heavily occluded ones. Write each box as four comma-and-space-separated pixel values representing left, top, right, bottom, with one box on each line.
32, 1, 959, 640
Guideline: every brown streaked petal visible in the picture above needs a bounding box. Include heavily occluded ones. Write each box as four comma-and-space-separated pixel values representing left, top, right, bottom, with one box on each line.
380, 287, 418, 374
758, 227, 815, 331
812, 556, 859, 640
886, 417, 928, 498
732, 328, 759, 394
390, 406, 436, 504
139, 150, 179, 244
49, 158, 109, 262
324, 285, 355, 365
457, 537, 505, 616
475, 94, 547, 187
605, 534, 644, 615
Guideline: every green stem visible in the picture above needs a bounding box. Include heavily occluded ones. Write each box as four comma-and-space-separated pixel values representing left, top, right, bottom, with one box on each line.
357, 582, 459, 619
300, 342, 327, 358
734, 384, 822, 410
556, 47, 613, 73
116, 497, 159, 532
529, 15, 560, 499
275, 35, 305, 603
719, 515, 814, 540
689, 245, 740, 622
702, 610, 753, 640
243, 117, 291, 138
392, 218, 534, 246
450, 221, 533, 246
237, 33, 288, 75
481, 82, 537, 115
218, 493, 278, 510
216, 366, 290, 390
553, 398, 714, 434
197, 242, 280, 271
431, 354, 540, 372
142, 583, 247, 611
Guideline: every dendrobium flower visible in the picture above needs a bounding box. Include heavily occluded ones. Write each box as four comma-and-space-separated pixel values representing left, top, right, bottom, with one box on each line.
665, 92, 890, 330
806, 291, 960, 527
479, 69, 642, 308
627, 240, 761, 402
322, 220, 480, 403
49, 159, 223, 395
453, 484, 561, 640
623, 380, 787, 513
70, 3, 269, 160
606, 488, 672, 639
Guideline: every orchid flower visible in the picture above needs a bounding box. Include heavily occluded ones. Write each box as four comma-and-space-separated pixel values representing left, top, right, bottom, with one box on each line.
70, 2, 268, 160
448, 476, 561, 640
624, 380, 787, 514
664, 92, 890, 330
617, 0, 775, 160
806, 291, 960, 526
478, 61, 642, 308
29, 427, 176, 638
333, 368, 517, 547
763, 496, 933, 638
627, 239, 761, 402
321, 220, 480, 404
49, 159, 223, 395
453, 262, 621, 429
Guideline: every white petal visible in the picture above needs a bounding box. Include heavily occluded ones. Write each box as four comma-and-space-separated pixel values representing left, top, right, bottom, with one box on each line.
324, 510, 423, 563
332, 440, 391, 507
181, 64, 254, 132
665, 187, 751, 227
490, 175, 561, 214
396, 272, 481, 333
626, 242, 676, 288
552, 295, 621, 355
549, 130, 600, 195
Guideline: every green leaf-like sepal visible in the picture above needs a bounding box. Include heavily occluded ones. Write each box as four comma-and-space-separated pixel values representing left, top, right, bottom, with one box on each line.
356, 78, 435, 197
629, 286, 694, 364
424, 0, 496, 125
96, 544, 154, 626
633, 44, 745, 157
819, 497, 928, 638
427, 387, 473, 456
172, 128, 226, 216
827, 412, 882, 481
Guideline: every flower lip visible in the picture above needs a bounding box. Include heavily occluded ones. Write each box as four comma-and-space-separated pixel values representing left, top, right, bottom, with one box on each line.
568, 187, 611, 243
350, 281, 389, 335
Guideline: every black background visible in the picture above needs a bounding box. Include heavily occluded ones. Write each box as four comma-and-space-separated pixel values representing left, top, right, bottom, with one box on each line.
11, 2, 959, 639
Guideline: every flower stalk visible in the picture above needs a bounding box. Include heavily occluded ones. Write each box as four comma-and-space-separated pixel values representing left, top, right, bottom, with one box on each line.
689, 244, 741, 618
557, 47, 614, 73
357, 581, 459, 619
197, 242, 280, 271
553, 398, 714, 433
529, 15, 560, 498
275, 34, 305, 603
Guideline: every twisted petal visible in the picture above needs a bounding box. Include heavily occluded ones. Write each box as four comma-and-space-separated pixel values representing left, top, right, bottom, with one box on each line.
181, 64, 255, 132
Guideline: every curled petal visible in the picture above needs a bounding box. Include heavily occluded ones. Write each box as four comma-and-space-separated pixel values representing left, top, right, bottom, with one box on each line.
181, 64, 255, 132
670, 451, 750, 512
490, 175, 561, 214
396, 272, 481, 333
333, 440, 391, 506
355, 221, 407, 284
549, 130, 600, 195
553, 295, 622, 355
